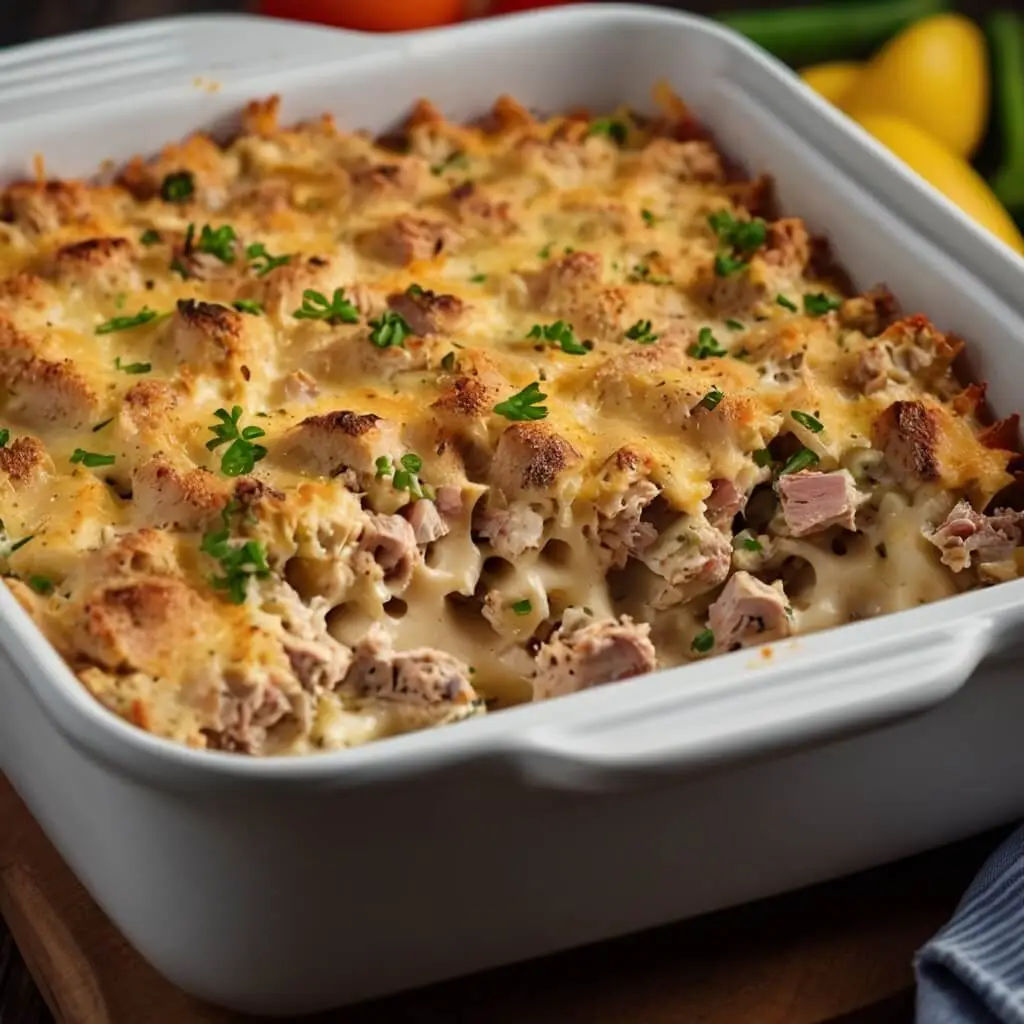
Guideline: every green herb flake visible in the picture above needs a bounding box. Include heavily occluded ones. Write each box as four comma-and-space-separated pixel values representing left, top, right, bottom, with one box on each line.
8, 535, 34, 554
92, 418, 114, 433
511, 599, 532, 616
692, 628, 715, 654
804, 292, 842, 316
200, 506, 271, 605
440, 351, 457, 372
776, 293, 798, 312
698, 389, 724, 411
95, 307, 161, 335
206, 406, 268, 477
0, 429, 8, 447
538, 242, 553, 260
689, 326, 727, 359
70, 448, 115, 468
725, 319, 745, 331
140, 228, 161, 246
625, 319, 659, 344
714, 252, 748, 277
641, 209, 657, 226
470, 273, 488, 283
233, 299, 264, 316
195, 223, 237, 264
790, 410, 824, 433
629, 263, 673, 285
160, 171, 195, 203
780, 447, 821, 476
114, 356, 151, 375
494, 381, 548, 422
752, 448, 774, 468
527, 320, 588, 355
375, 456, 394, 478
430, 151, 469, 176
28, 575, 54, 595
741, 537, 763, 553
587, 118, 628, 145
293, 288, 360, 325
707, 210, 767, 253
246, 242, 291, 276
369, 310, 412, 349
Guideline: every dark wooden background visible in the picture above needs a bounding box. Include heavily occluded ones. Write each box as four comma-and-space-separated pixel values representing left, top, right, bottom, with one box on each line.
0, 0, 1016, 1020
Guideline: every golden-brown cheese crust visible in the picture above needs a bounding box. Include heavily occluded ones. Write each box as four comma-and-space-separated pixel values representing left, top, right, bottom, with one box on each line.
0, 89, 1017, 756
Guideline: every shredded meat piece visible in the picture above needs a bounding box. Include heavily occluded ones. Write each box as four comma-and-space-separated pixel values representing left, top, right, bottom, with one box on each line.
387, 287, 467, 336
403, 499, 449, 544
532, 609, 657, 701
594, 478, 659, 569
364, 216, 462, 265
475, 501, 545, 559
706, 478, 746, 529
707, 571, 792, 652
872, 400, 940, 487
354, 512, 420, 591
641, 516, 732, 609
924, 500, 1024, 572
777, 469, 862, 537
206, 680, 294, 755
345, 626, 477, 705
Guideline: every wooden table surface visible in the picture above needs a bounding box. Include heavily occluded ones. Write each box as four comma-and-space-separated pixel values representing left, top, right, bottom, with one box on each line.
0, 772, 1010, 1024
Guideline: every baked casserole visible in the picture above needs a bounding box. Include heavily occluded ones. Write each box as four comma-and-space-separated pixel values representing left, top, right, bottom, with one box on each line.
0, 91, 1020, 755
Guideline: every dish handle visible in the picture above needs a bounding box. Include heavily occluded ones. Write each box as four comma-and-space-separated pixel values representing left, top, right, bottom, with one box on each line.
513, 618, 994, 792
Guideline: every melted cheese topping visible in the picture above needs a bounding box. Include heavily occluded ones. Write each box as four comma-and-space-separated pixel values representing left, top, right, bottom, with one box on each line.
0, 92, 1017, 755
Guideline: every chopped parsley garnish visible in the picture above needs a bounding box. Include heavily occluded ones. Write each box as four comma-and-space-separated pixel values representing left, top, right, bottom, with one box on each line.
440, 351, 457, 371
538, 242, 553, 260
233, 300, 263, 316
494, 381, 547, 421
160, 171, 195, 203
376, 453, 430, 499
776, 293, 798, 312
752, 448, 774, 467
195, 223, 237, 263
246, 242, 291, 276
628, 263, 673, 285
641, 209, 657, 226
779, 447, 820, 475
528, 320, 588, 355
430, 151, 469, 175
625, 319, 659, 344
790, 410, 824, 433
587, 117, 628, 145
92, 418, 114, 433
95, 307, 161, 334
741, 536, 763, 552
0, 429, 8, 447
708, 210, 767, 278
692, 628, 715, 654
70, 448, 115, 468
27, 575, 53, 595
804, 292, 842, 316
200, 506, 270, 605
470, 273, 488, 283
698, 389, 724, 411
114, 357, 151, 374
8, 535, 34, 554
140, 228, 161, 246
206, 406, 268, 477
293, 288, 360, 325
725, 319, 745, 331
511, 599, 533, 616
369, 310, 412, 349
689, 326, 727, 359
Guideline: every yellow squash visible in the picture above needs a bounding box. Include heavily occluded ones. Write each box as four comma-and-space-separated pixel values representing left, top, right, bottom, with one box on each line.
853, 112, 1024, 253
840, 14, 989, 158
799, 61, 863, 105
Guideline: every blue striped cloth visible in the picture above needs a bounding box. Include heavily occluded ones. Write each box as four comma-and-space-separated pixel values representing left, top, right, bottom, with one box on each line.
916, 825, 1024, 1024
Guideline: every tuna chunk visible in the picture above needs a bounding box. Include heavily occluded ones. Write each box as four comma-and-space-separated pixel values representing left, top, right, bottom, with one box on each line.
641, 516, 732, 609
532, 609, 657, 701
403, 499, 449, 544
872, 400, 940, 487
207, 680, 294, 755
706, 478, 746, 529
595, 478, 659, 569
354, 512, 419, 591
924, 500, 1024, 572
474, 501, 545, 559
387, 287, 467, 337
777, 469, 862, 537
363, 216, 462, 266
707, 571, 791, 652
345, 626, 477, 705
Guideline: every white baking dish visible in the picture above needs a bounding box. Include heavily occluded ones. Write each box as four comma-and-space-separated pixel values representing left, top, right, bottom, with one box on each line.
2, 5, 1024, 1015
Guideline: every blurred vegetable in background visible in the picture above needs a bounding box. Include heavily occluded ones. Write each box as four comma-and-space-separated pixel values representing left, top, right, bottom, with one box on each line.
259, 0, 463, 30
800, 61, 862, 104
987, 11, 1024, 218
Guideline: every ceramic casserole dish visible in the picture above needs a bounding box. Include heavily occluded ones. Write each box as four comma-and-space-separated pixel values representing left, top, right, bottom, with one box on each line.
1, 5, 1024, 1015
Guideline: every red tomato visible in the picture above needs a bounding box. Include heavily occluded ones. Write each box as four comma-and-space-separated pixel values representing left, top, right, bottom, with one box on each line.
259, 0, 464, 32
490, 0, 581, 11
